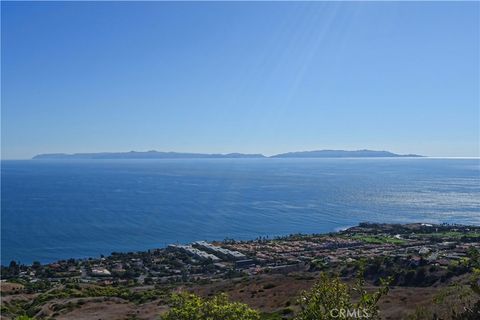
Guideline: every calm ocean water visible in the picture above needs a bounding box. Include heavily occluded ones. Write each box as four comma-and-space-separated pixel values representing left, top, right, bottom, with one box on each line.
2, 158, 479, 264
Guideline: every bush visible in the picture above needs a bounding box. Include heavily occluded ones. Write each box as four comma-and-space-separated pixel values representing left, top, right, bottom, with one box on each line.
295, 272, 390, 320
161, 292, 260, 320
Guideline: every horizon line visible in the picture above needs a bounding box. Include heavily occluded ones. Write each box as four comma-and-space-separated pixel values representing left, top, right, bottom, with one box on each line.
3, 157, 480, 161
3, 149, 480, 160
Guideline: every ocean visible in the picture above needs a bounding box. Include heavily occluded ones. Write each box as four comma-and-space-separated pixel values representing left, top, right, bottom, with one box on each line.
1, 158, 479, 264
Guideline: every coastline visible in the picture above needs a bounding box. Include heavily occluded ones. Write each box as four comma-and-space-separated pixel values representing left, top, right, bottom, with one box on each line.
3, 220, 476, 267
2, 222, 480, 319
3, 221, 479, 268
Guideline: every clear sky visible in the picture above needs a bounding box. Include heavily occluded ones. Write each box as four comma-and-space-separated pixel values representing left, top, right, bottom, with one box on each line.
1, 1, 479, 159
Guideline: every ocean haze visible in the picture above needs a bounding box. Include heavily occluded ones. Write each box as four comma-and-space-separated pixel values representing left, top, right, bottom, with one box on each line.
2, 158, 479, 264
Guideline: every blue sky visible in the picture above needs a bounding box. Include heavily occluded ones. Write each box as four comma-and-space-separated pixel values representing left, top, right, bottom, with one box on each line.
2, 1, 479, 159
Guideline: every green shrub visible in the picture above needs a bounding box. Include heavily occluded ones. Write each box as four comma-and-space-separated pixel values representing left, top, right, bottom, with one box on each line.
295, 272, 390, 320
161, 292, 260, 320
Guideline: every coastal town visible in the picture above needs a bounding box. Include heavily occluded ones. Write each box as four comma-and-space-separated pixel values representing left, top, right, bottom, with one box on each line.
2, 222, 480, 319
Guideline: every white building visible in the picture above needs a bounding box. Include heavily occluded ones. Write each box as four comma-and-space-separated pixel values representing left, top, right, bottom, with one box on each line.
168, 244, 221, 262
193, 241, 247, 260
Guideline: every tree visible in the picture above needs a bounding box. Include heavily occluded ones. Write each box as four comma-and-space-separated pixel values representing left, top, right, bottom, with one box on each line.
467, 247, 480, 268
295, 272, 390, 320
161, 292, 260, 320
8, 260, 20, 276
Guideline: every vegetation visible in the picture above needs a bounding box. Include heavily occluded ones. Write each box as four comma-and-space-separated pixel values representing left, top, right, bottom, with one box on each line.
159, 270, 390, 320
1, 284, 170, 318
155, 266, 479, 320
416, 231, 480, 241
2, 224, 479, 319
407, 269, 480, 319
161, 292, 260, 320
450, 269, 480, 320
295, 271, 390, 320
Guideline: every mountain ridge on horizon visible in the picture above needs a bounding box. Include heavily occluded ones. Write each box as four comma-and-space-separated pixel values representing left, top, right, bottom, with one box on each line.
32, 149, 423, 159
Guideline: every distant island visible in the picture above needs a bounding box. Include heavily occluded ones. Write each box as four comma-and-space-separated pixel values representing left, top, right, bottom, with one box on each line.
32, 149, 423, 159
272, 150, 422, 158
32, 151, 266, 160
